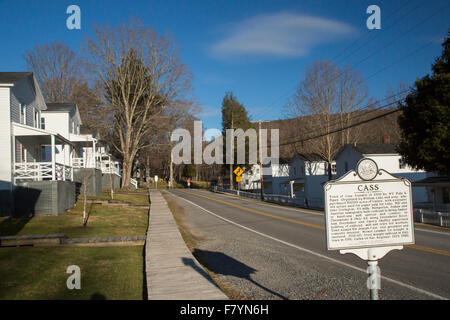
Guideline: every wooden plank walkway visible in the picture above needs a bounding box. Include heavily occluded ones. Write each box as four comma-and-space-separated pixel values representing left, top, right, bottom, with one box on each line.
145, 190, 228, 300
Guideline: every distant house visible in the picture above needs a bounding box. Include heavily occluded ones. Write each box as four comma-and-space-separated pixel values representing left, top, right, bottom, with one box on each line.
334, 143, 434, 203
413, 176, 450, 213
239, 164, 261, 191
288, 154, 336, 208
0, 72, 75, 215
261, 157, 290, 195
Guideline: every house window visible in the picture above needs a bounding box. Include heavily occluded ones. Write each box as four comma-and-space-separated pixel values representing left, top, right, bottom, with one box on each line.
331, 164, 337, 175
293, 167, 297, 176
20, 104, 26, 124
34, 109, 40, 128
399, 158, 407, 169
443, 188, 449, 204
41, 117, 45, 130
293, 183, 305, 192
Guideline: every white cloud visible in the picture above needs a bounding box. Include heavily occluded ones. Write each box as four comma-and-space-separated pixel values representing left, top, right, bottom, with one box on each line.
198, 105, 221, 118
210, 11, 357, 59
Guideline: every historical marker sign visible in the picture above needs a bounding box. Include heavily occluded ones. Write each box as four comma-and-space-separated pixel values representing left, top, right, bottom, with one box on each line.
324, 159, 415, 251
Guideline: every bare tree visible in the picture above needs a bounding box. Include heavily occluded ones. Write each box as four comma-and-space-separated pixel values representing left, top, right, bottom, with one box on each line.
337, 66, 369, 145
86, 21, 193, 188
23, 41, 83, 102
285, 61, 369, 179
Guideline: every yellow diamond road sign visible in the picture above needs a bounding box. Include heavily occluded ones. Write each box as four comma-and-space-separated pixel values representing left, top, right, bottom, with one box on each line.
233, 166, 244, 177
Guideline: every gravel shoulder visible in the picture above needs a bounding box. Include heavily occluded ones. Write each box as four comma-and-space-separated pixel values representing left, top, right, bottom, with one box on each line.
163, 190, 437, 300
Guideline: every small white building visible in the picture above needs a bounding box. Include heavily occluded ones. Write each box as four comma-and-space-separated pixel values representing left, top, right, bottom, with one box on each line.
334, 143, 432, 203
288, 154, 336, 208
239, 164, 261, 190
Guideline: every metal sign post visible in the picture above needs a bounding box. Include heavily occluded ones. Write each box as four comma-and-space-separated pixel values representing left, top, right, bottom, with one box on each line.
324, 158, 415, 300
234, 166, 244, 196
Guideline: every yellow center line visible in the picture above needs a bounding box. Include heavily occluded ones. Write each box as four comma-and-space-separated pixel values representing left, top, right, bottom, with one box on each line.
406, 244, 450, 257
181, 190, 325, 230
179, 190, 450, 258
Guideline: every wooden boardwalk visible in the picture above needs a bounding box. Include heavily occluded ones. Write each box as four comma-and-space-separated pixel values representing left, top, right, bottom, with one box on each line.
145, 190, 228, 300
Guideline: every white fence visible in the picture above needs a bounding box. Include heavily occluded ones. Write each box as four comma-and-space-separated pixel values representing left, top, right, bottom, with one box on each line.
100, 162, 121, 176
14, 162, 72, 182
73, 157, 109, 171
413, 202, 450, 227
130, 178, 138, 189
212, 186, 450, 227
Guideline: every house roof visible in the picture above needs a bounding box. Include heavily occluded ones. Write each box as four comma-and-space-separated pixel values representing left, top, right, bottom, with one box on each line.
412, 176, 450, 187
45, 102, 77, 112
295, 153, 325, 162
0, 72, 32, 84
0, 72, 47, 111
352, 143, 398, 155
262, 157, 290, 166
335, 143, 398, 160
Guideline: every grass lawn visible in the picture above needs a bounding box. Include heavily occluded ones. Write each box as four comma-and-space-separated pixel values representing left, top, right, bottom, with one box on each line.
0, 191, 149, 300
87, 191, 150, 205
0, 246, 144, 300
0, 193, 149, 238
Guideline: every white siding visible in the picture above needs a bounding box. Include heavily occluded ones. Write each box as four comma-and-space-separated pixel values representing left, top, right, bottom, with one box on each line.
0, 87, 12, 188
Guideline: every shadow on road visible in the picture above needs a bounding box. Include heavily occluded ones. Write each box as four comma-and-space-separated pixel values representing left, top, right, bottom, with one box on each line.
190, 249, 288, 300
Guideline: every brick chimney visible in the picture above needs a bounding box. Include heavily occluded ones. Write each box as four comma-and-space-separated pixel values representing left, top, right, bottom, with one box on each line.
382, 134, 390, 144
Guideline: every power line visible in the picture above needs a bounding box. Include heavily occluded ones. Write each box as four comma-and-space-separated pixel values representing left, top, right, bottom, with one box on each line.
277, 104, 402, 148
256, 1, 448, 121
276, 36, 437, 143
255, 0, 419, 119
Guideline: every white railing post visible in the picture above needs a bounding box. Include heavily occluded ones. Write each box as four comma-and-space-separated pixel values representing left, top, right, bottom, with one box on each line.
51, 135, 56, 180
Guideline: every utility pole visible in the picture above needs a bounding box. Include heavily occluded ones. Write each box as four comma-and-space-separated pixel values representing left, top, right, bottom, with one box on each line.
259, 120, 264, 200
169, 136, 174, 189
229, 115, 234, 190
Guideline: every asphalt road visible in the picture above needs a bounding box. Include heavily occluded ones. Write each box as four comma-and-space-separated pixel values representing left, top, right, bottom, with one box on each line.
166, 188, 450, 300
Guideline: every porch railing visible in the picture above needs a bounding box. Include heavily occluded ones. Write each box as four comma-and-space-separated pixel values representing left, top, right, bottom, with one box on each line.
14, 162, 72, 183
130, 178, 138, 189
72, 157, 101, 170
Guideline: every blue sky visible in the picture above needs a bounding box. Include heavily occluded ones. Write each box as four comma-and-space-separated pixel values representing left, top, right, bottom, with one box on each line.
0, 0, 448, 131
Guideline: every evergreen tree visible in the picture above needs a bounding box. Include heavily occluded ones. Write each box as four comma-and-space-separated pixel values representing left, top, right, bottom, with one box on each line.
221, 92, 252, 188
397, 33, 450, 176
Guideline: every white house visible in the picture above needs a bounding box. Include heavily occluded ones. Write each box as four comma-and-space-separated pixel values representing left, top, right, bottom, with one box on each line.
261, 157, 290, 195
288, 154, 336, 208
42, 103, 123, 192
239, 164, 261, 190
334, 143, 433, 203
413, 176, 450, 214
0, 72, 75, 215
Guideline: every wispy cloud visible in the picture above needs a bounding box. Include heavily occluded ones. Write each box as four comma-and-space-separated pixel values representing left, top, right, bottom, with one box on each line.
198, 105, 221, 118
210, 11, 357, 59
